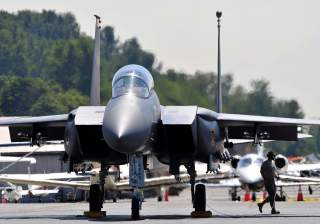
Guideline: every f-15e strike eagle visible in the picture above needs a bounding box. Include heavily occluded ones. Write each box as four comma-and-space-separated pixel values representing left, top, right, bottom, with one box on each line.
1, 14, 320, 219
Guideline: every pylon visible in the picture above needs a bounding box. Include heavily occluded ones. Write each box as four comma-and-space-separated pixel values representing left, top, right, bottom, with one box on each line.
297, 185, 304, 201
244, 190, 251, 201
164, 189, 169, 202
1, 197, 7, 203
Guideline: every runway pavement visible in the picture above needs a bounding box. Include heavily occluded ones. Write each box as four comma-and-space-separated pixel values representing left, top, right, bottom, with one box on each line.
1, 187, 320, 224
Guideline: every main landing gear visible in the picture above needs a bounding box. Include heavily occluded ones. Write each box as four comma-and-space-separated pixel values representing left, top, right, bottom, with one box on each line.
85, 163, 108, 218
185, 163, 212, 218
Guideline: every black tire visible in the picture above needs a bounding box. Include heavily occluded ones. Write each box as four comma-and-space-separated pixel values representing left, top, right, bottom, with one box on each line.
275, 193, 286, 201
231, 195, 239, 201
89, 184, 101, 212
194, 184, 206, 212
131, 197, 140, 219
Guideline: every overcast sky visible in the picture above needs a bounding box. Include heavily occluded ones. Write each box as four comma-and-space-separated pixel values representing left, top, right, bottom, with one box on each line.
2, 0, 320, 118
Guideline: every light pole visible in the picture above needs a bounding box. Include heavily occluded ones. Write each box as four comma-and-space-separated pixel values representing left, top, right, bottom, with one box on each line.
216, 11, 222, 113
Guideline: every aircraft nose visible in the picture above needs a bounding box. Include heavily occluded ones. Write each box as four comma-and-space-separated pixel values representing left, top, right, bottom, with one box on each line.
102, 103, 150, 154
238, 167, 262, 184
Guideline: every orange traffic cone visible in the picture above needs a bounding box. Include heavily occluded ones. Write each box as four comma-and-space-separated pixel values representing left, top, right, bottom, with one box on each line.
164, 189, 169, 202
244, 190, 251, 201
297, 185, 304, 201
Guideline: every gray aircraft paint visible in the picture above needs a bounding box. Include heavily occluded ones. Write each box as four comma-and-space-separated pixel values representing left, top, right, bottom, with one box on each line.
90, 15, 101, 106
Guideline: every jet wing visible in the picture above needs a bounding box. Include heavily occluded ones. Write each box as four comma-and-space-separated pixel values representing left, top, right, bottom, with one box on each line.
279, 174, 320, 183
116, 173, 231, 191
0, 114, 69, 143
0, 172, 229, 192
206, 178, 242, 188
276, 181, 320, 187
230, 133, 312, 145
197, 107, 320, 141
215, 113, 320, 126
21, 189, 60, 196
0, 176, 90, 191
0, 107, 105, 143
3, 171, 90, 180
0, 156, 36, 164
0, 114, 69, 125
161, 106, 320, 156
286, 163, 320, 173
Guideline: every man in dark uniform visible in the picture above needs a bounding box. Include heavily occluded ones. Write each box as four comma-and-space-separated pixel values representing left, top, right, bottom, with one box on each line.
257, 151, 280, 214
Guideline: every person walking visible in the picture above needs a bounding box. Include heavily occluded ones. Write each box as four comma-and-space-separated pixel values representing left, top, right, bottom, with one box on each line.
257, 151, 280, 214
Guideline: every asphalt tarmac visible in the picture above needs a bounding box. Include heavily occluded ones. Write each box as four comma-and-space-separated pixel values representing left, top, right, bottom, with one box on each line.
1, 187, 320, 224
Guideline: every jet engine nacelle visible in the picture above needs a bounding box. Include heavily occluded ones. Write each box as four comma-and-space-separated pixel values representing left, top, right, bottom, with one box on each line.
231, 155, 241, 169
64, 119, 82, 162
274, 154, 288, 171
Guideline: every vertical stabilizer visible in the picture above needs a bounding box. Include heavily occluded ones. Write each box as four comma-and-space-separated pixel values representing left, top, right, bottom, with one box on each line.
256, 143, 265, 157
216, 11, 222, 113
90, 15, 101, 106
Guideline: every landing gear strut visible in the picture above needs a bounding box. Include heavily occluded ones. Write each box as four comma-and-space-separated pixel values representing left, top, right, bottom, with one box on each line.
129, 154, 145, 220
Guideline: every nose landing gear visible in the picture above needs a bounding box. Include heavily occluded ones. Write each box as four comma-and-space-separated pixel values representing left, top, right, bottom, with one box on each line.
129, 154, 145, 220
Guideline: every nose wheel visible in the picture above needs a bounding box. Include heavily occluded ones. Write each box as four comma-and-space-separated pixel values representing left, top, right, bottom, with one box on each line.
131, 193, 141, 219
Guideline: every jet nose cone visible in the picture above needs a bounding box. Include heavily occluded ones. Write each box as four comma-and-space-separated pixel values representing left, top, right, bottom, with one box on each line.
103, 103, 150, 154
238, 167, 262, 184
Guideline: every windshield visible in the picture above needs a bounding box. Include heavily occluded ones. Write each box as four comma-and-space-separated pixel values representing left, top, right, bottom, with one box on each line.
112, 76, 149, 98
254, 158, 264, 165
239, 158, 252, 168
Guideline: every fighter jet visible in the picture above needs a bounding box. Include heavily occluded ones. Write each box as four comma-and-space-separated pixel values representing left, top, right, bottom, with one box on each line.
1, 14, 320, 219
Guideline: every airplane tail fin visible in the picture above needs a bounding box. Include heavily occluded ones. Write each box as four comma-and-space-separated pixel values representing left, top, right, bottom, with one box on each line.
90, 15, 101, 106
256, 143, 265, 157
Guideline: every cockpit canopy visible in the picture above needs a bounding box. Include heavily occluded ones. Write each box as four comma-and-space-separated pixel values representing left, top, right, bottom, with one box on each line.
239, 158, 252, 168
112, 64, 154, 98
238, 155, 264, 168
